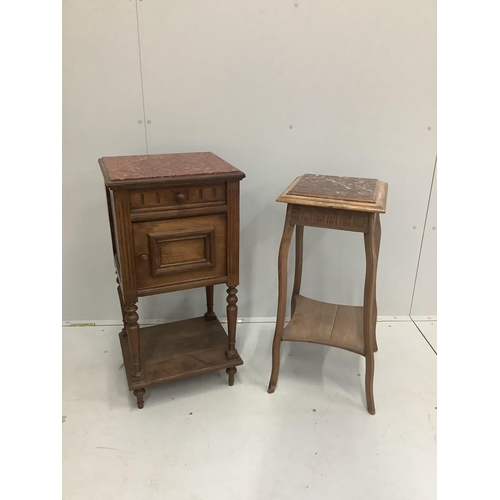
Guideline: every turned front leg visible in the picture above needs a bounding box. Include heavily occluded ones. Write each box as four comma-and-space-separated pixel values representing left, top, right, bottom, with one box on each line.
124, 303, 143, 379
204, 285, 216, 321
116, 276, 127, 336
133, 388, 146, 409
225, 287, 239, 385
226, 367, 236, 386
226, 287, 238, 360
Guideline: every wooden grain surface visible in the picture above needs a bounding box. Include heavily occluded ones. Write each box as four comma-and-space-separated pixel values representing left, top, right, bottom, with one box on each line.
331, 303, 365, 355
282, 295, 365, 355
102, 160, 245, 406
132, 214, 227, 291
362, 213, 381, 414
284, 295, 339, 344
289, 204, 370, 233
268, 204, 295, 393
119, 317, 243, 391
129, 183, 226, 210
112, 190, 138, 304
226, 180, 240, 286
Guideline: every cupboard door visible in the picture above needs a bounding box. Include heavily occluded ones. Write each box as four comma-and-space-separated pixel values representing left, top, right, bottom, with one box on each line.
133, 214, 227, 292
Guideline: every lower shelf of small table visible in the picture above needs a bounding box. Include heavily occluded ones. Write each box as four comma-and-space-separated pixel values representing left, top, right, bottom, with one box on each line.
282, 294, 367, 355
119, 316, 243, 391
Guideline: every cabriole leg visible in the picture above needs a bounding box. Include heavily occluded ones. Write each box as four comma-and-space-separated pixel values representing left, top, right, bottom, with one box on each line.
291, 225, 304, 316
268, 205, 295, 394
363, 213, 381, 415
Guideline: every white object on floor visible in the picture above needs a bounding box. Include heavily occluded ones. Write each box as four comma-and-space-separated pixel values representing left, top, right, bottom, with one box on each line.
63, 321, 436, 500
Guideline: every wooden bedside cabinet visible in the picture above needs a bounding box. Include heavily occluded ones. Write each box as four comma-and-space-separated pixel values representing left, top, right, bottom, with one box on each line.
99, 152, 245, 408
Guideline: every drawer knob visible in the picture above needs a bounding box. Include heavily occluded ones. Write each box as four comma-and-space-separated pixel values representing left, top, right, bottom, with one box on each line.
140, 254, 148, 261
176, 193, 185, 201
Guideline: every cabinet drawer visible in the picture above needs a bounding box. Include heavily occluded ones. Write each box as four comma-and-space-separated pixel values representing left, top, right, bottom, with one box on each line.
129, 184, 226, 211
133, 214, 227, 292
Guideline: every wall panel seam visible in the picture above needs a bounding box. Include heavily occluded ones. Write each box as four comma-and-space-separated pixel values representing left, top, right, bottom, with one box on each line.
409, 156, 437, 316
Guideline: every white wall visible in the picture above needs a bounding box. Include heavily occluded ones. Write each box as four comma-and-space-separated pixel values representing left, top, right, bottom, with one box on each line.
62, 1, 147, 319
411, 165, 437, 318
63, 0, 436, 321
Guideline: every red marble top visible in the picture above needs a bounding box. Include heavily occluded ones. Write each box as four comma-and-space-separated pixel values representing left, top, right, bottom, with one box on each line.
100, 152, 244, 182
289, 174, 379, 203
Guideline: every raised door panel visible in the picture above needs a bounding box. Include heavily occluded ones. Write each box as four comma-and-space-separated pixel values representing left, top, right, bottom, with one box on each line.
133, 214, 227, 293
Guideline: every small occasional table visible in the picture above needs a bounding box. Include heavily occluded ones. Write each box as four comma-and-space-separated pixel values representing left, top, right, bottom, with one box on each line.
99, 152, 245, 408
267, 174, 388, 414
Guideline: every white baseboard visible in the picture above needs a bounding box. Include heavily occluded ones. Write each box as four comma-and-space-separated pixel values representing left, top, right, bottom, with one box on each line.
377, 316, 412, 322
62, 315, 420, 327
62, 317, 278, 327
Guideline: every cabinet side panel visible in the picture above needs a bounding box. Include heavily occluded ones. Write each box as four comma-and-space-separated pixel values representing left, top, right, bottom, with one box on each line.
105, 186, 118, 257
226, 181, 240, 287
113, 190, 138, 303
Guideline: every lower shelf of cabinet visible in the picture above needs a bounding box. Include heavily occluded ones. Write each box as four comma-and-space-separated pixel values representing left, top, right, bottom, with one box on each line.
282, 295, 368, 355
119, 316, 243, 391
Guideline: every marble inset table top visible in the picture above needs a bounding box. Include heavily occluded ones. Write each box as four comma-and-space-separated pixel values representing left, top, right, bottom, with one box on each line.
100, 152, 244, 183
277, 174, 388, 213
289, 174, 379, 203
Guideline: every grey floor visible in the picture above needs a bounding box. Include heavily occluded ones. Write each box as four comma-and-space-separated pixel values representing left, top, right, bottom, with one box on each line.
63, 320, 436, 500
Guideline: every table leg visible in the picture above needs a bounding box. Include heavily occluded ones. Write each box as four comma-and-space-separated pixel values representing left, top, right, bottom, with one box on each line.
204, 285, 216, 320
291, 225, 304, 316
225, 286, 239, 384
116, 276, 127, 336
226, 367, 236, 386
225, 286, 239, 357
133, 388, 145, 409
363, 213, 381, 415
373, 215, 381, 352
125, 302, 144, 380
268, 205, 295, 393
